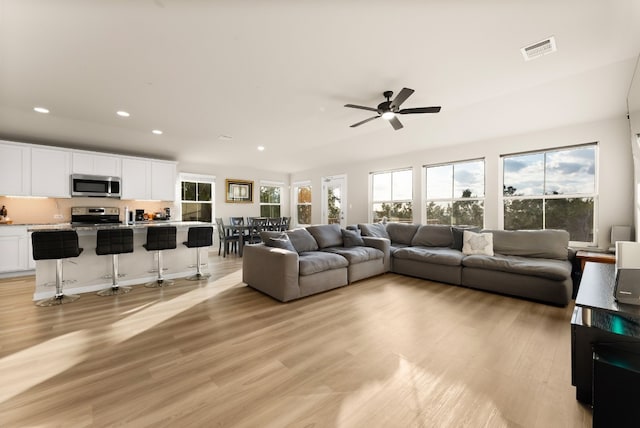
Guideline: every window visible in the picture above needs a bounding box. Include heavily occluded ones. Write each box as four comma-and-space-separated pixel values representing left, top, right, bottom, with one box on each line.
293, 182, 312, 226
425, 159, 484, 226
260, 183, 282, 217
180, 174, 214, 222
502, 144, 596, 244
371, 168, 413, 223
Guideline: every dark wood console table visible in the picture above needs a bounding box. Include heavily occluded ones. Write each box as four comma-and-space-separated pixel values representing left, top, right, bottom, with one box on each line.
572, 262, 640, 404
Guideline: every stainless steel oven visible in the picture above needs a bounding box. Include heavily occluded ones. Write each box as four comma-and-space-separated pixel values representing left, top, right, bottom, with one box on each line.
71, 174, 121, 198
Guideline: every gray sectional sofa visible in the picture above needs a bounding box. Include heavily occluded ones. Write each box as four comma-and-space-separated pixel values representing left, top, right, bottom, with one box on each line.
359, 222, 573, 306
242, 221, 573, 306
242, 224, 389, 302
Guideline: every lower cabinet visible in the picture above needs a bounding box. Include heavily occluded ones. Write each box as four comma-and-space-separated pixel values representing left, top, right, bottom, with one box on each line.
0, 227, 34, 273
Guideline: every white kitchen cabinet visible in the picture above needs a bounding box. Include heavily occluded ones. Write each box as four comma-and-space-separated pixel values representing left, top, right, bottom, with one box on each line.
121, 158, 151, 200
151, 161, 177, 201
0, 141, 31, 196
31, 147, 72, 197
72, 152, 121, 177
0, 226, 29, 273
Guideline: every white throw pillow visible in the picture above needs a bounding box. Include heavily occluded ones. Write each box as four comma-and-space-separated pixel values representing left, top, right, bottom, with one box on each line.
462, 230, 494, 256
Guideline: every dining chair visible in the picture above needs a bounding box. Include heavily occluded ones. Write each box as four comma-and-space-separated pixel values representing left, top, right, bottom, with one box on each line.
267, 217, 282, 231
215, 217, 238, 257
280, 216, 291, 231
247, 217, 268, 244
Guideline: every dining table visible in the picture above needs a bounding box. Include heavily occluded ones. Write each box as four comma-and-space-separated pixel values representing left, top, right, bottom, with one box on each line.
224, 223, 252, 256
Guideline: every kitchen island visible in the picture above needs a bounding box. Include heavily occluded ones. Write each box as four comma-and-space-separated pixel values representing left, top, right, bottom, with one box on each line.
28, 221, 213, 301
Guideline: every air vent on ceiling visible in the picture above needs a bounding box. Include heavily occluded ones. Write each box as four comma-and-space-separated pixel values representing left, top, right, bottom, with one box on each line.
520, 36, 557, 61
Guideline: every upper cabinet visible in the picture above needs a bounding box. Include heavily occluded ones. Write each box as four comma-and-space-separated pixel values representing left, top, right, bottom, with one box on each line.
151, 161, 177, 201
0, 141, 176, 201
31, 147, 71, 198
121, 158, 177, 201
0, 141, 31, 196
72, 152, 121, 177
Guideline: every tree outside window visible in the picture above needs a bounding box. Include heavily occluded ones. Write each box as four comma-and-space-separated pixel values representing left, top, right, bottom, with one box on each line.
425, 160, 484, 226
371, 168, 413, 223
502, 144, 596, 244
260, 185, 281, 218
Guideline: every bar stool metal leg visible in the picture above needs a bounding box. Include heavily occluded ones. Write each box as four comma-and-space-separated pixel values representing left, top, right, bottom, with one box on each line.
36, 259, 80, 306
186, 247, 211, 281
145, 250, 174, 287
97, 254, 132, 296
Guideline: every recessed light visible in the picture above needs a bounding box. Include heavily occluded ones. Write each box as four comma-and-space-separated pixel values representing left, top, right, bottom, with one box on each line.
257, 146, 265, 151
152, 129, 163, 135
116, 110, 130, 117
33, 107, 49, 114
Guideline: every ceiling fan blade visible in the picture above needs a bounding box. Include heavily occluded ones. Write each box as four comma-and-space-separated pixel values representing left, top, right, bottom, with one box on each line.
398, 106, 442, 114
389, 116, 403, 130
344, 104, 378, 112
350, 115, 380, 128
389, 87, 414, 109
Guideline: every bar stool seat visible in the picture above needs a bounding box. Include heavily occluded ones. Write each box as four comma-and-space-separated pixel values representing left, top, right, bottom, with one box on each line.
144, 226, 177, 287
96, 228, 134, 296
31, 230, 83, 306
183, 226, 213, 281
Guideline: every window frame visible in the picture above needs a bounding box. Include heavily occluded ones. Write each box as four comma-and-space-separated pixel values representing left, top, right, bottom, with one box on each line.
499, 143, 598, 247
423, 158, 486, 227
369, 167, 414, 223
259, 181, 283, 218
292, 181, 312, 227
177, 173, 215, 223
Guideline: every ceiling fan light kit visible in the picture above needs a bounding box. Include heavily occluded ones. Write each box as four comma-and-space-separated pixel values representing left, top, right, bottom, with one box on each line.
344, 87, 441, 130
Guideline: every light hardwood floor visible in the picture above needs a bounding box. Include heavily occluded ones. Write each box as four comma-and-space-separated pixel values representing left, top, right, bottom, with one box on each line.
0, 254, 591, 427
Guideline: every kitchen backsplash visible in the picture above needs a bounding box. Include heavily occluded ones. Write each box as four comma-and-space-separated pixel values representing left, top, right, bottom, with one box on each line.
0, 196, 174, 224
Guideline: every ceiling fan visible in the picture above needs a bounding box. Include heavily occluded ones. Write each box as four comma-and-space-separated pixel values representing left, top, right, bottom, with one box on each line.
344, 87, 441, 130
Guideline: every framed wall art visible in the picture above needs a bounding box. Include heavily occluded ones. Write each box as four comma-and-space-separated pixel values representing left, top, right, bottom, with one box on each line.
225, 179, 254, 203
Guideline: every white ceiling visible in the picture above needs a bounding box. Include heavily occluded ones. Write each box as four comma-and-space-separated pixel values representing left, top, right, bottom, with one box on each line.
1, 0, 639, 173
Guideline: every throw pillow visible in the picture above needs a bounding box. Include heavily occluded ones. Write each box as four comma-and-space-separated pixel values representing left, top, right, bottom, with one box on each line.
462, 230, 494, 256
342, 229, 365, 247
358, 223, 390, 239
263, 232, 296, 252
450, 226, 481, 251
285, 228, 319, 253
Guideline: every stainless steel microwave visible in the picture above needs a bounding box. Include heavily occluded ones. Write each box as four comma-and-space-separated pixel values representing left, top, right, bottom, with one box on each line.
70, 174, 121, 198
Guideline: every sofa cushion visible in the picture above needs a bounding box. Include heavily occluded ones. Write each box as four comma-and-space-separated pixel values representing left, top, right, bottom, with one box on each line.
462, 254, 571, 281
262, 232, 296, 252
323, 246, 384, 264
451, 226, 481, 251
306, 224, 343, 249
298, 251, 348, 276
462, 230, 494, 256
358, 223, 390, 239
487, 229, 569, 260
342, 229, 365, 247
284, 228, 319, 253
411, 225, 453, 247
386, 223, 419, 245
393, 246, 464, 266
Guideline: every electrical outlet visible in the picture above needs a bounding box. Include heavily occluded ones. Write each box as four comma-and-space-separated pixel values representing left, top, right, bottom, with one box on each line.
53, 214, 63, 220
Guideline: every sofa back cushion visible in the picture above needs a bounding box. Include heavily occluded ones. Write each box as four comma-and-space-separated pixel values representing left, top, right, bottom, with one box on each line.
386, 223, 419, 245
342, 229, 365, 247
358, 223, 390, 239
411, 225, 453, 247
284, 228, 319, 253
486, 229, 569, 260
451, 226, 481, 251
307, 224, 343, 249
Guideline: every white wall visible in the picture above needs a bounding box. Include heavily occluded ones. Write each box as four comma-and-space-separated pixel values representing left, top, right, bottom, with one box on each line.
177, 162, 290, 223
291, 116, 633, 250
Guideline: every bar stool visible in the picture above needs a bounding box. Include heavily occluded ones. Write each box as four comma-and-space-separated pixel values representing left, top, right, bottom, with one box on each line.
183, 226, 213, 281
96, 228, 134, 296
143, 226, 177, 287
31, 230, 83, 306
